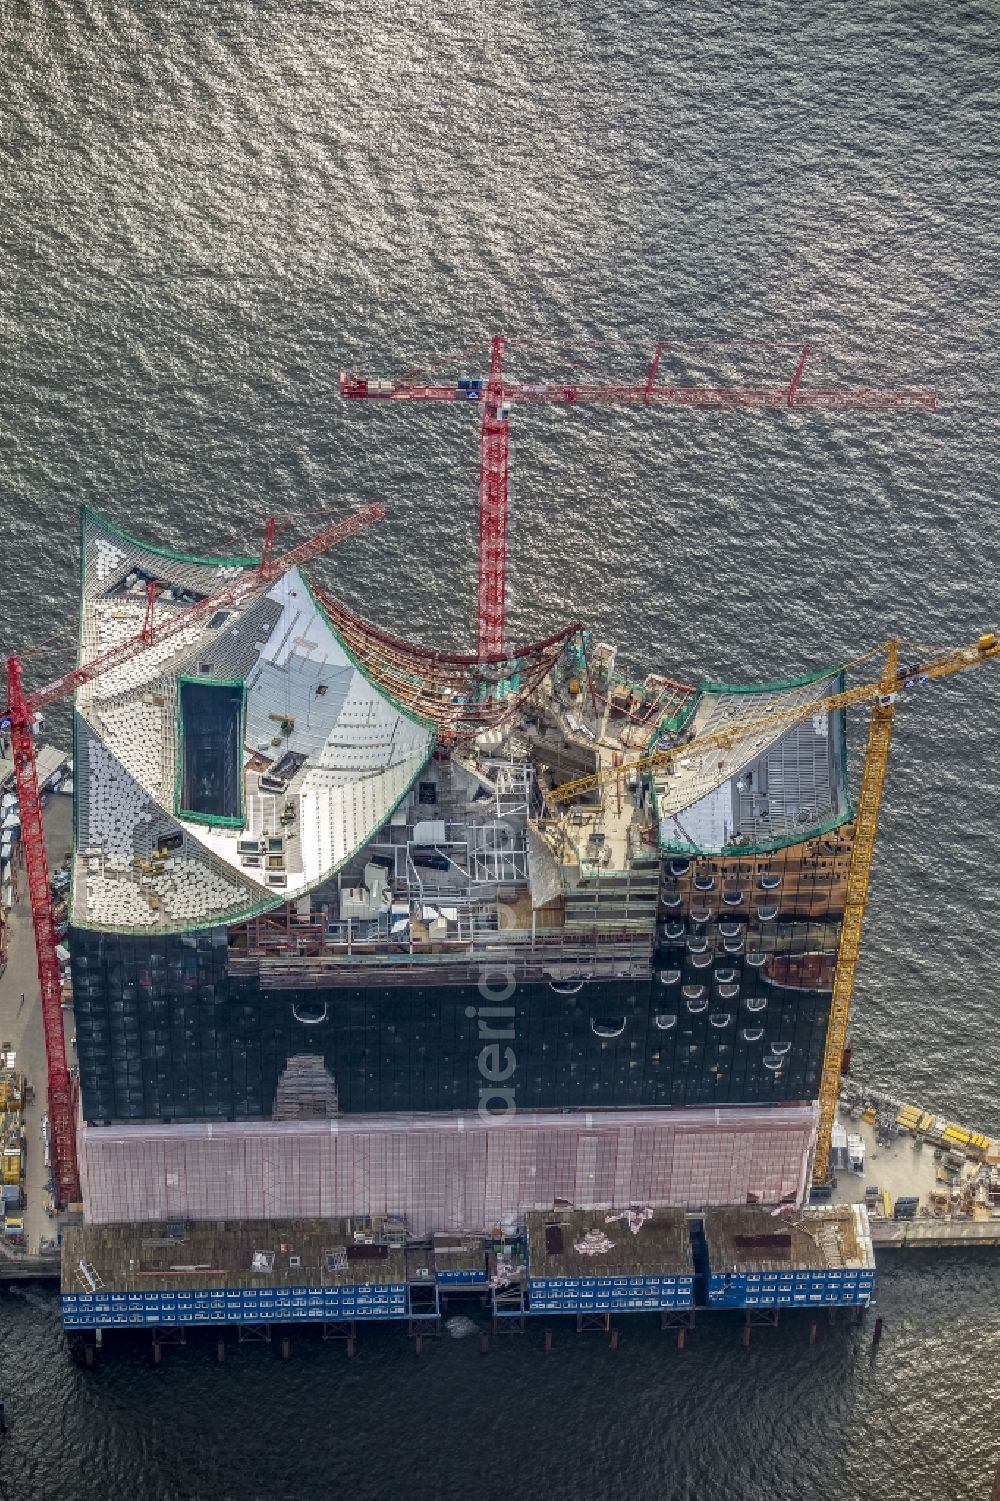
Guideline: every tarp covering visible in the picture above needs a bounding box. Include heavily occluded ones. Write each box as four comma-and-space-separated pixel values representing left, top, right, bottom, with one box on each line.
79, 1104, 818, 1233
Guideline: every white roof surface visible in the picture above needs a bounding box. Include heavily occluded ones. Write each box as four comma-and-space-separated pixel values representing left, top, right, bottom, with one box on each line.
73, 512, 432, 931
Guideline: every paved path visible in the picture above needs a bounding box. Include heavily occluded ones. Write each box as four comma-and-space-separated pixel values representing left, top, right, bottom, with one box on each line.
0, 792, 74, 1254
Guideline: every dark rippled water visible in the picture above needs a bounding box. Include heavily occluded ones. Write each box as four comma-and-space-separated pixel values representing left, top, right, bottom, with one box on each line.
1, 3, 999, 1497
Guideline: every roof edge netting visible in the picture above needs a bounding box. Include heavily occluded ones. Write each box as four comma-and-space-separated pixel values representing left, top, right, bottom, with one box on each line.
72, 512, 439, 934
314, 585, 584, 740
697, 662, 845, 696
78, 506, 582, 741
80, 504, 261, 572
652, 665, 851, 856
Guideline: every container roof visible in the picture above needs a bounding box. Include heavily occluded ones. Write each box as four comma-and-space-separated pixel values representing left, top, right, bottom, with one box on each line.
62, 1218, 407, 1291
525, 1207, 693, 1277
703, 1205, 874, 1271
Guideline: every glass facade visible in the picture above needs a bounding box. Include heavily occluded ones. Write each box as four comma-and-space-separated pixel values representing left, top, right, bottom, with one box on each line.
70, 910, 834, 1124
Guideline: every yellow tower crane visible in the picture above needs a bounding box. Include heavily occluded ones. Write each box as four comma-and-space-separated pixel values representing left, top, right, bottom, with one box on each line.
545, 632, 1000, 1185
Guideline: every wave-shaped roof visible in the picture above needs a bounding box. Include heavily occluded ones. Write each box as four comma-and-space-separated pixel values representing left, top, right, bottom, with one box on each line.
73, 510, 433, 931
651, 669, 849, 854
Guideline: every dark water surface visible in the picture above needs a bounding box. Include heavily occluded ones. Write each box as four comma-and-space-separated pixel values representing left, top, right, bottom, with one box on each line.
1, 3, 999, 1497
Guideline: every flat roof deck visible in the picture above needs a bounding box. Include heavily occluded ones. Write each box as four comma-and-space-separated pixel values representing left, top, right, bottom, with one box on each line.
431, 1235, 489, 1273
703, 1205, 873, 1272
526, 1208, 692, 1279
62, 1219, 407, 1293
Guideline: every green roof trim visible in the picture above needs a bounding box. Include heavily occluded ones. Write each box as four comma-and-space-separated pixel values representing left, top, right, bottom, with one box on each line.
646, 691, 701, 754
70, 508, 439, 934
658, 809, 854, 858
652, 666, 851, 855
81, 504, 260, 572
698, 662, 844, 696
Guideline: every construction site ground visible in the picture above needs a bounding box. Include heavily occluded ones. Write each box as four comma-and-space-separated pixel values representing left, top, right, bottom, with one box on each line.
0, 789, 74, 1257
830, 1109, 1000, 1244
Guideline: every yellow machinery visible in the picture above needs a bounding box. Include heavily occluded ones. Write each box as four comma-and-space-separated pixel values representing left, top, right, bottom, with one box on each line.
545, 633, 1000, 1184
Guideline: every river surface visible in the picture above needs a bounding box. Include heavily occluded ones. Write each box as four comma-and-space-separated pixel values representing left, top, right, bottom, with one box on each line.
1, 3, 998, 1497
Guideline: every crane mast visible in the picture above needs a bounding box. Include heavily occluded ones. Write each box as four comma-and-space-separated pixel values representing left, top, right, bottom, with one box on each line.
812, 640, 898, 1185
477, 335, 510, 658
2, 505, 384, 1206
4, 656, 79, 1204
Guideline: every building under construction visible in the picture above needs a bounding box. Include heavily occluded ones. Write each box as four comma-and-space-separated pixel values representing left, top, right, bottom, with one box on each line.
7, 339, 994, 1330
64, 497, 866, 1234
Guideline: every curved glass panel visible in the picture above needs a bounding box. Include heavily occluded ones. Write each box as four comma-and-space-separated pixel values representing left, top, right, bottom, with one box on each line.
591, 1017, 627, 1039
292, 1000, 329, 1026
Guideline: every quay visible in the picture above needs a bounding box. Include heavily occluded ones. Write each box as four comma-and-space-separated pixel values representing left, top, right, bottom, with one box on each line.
0, 780, 74, 1259
870, 1220, 1000, 1248
828, 1080, 1000, 1247
0, 1248, 59, 1282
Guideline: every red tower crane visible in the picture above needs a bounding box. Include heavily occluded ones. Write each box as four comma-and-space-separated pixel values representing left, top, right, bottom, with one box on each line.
1, 504, 384, 1206
341, 337, 936, 658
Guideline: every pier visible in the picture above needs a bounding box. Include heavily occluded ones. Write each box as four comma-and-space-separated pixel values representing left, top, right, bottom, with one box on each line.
0, 1248, 59, 1282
